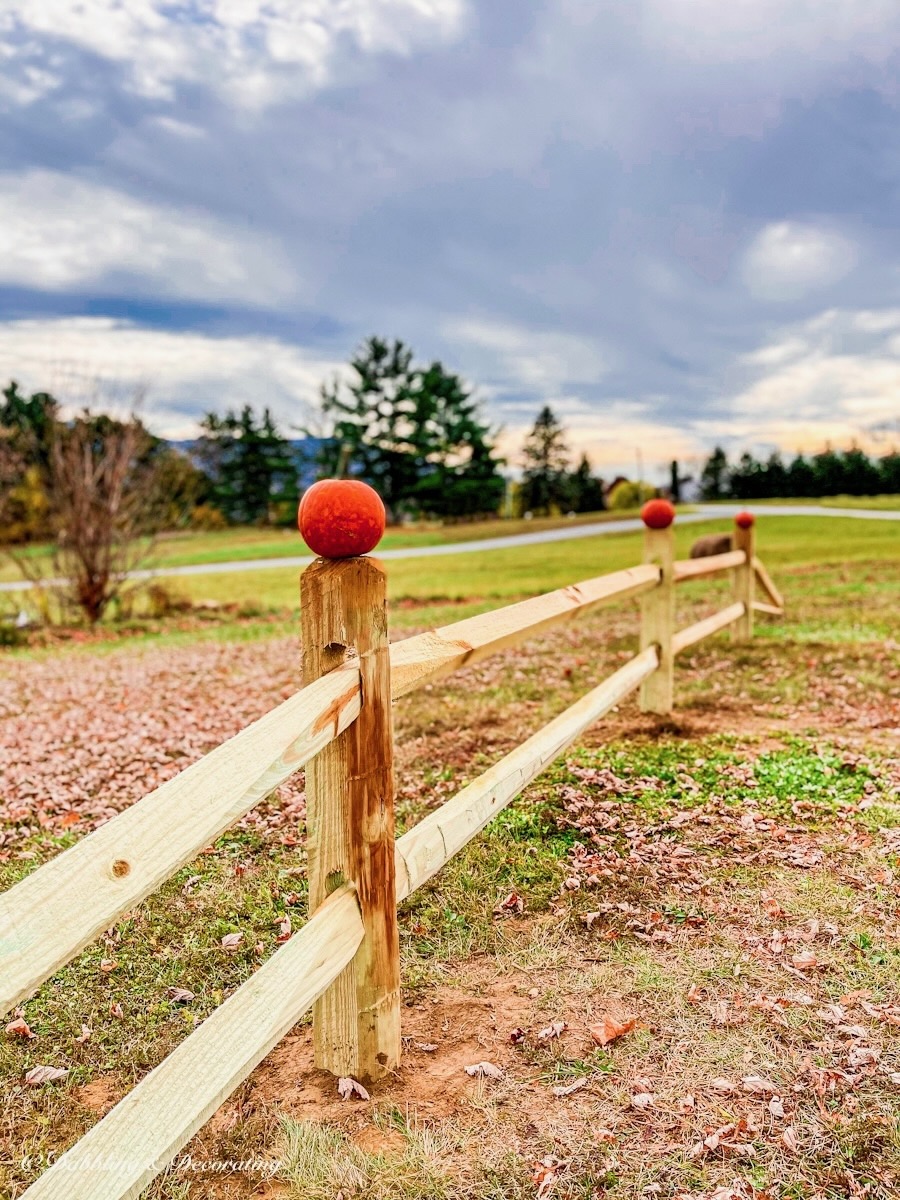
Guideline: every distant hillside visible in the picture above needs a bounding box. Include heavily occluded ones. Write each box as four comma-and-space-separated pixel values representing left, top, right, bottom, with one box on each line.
170, 436, 325, 489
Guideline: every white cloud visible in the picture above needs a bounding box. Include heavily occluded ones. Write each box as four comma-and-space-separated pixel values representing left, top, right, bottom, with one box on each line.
0, 171, 297, 304
446, 318, 611, 394
0, 318, 343, 437
713, 307, 900, 452
0, 0, 468, 108
739, 222, 858, 302
642, 0, 900, 67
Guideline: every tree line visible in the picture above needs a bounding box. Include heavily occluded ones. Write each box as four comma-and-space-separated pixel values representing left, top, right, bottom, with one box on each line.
699, 445, 900, 501
3, 339, 898, 624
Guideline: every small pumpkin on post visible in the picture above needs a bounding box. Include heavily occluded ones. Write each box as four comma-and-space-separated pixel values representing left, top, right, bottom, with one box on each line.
639, 499, 675, 715
298, 479, 401, 1084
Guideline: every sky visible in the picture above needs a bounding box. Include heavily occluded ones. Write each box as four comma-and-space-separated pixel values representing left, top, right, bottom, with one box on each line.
1, 1, 900, 483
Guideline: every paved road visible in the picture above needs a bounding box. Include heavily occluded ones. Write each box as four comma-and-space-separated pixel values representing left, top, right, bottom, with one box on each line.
1, 504, 896, 594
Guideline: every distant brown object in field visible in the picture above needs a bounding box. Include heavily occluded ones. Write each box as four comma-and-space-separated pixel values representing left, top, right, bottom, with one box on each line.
689, 533, 732, 558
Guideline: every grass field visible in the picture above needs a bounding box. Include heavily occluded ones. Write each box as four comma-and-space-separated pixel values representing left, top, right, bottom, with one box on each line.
0, 507, 655, 587
1, 514, 899, 1199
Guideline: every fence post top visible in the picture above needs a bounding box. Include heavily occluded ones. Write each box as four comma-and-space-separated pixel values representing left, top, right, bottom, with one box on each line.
641, 499, 675, 530
298, 479, 386, 559
735, 510, 755, 529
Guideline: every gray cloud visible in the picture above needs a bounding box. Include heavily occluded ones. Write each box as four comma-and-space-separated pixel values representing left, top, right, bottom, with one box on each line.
1, 0, 900, 477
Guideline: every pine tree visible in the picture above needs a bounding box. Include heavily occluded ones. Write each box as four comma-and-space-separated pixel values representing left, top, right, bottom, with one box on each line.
699, 446, 729, 500
315, 337, 504, 519
196, 406, 297, 524
520, 406, 571, 515
569, 452, 606, 513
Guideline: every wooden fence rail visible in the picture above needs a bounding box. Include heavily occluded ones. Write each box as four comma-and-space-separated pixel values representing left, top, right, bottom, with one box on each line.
7, 504, 782, 1199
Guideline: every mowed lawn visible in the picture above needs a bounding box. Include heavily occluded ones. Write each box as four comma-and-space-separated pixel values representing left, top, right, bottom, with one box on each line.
1, 514, 899, 1200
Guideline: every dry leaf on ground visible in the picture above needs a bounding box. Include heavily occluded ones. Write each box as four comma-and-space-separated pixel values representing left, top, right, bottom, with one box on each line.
337, 1076, 370, 1101
588, 1015, 637, 1046
465, 1061, 503, 1079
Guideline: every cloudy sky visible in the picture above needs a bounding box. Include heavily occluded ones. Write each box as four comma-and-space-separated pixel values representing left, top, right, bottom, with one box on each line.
1, 1, 900, 481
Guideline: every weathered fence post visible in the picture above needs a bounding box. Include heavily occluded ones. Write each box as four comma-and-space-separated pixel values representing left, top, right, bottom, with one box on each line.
301, 555, 400, 1082
639, 500, 675, 714
731, 511, 755, 642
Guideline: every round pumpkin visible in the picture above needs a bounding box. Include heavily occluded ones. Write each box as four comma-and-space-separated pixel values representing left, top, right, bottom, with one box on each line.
298, 479, 386, 558
640, 498, 675, 529
735, 510, 755, 529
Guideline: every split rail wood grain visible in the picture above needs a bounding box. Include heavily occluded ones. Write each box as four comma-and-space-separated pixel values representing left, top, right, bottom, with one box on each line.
6, 508, 781, 1200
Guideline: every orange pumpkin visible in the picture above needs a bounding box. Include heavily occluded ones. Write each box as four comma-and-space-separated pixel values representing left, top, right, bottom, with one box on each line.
640, 498, 675, 529
297, 479, 386, 558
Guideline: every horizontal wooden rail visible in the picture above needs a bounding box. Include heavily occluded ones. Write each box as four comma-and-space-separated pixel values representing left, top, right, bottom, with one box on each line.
395, 646, 659, 900
389, 563, 660, 698
753, 601, 783, 617
672, 549, 745, 582
22, 886, 363, 1200
671, 602, 745, 655
0, 667, 362, 1017
1, 561, 660, 1016
753, 555, 784, 610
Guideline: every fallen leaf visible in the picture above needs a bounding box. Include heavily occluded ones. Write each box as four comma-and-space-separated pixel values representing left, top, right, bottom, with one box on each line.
465, 1061, 503, 1079
791, 951, 818, 971
588, 1015, 637, 1046
99, 958, 117, 973
509, 1027, 527, 1045
494, 890, 525, 915
166, 987, 195, 1004
768, 1096, 785, 1119
631, 1092, 655, 1109
678, 1094, 696, 1114
848, 1045, 880, 1067
552, 1077, 587, 1097
414, 1041, 438, 1053
337, 1076, 370, 1100
109, 1002, 124, 1019
537, 1020, 567, 1042
221, 932, 243, 951
276, 915, 292, 943
25, 1065, 68, 1086
5, 1018, 35, 1039
74, 1024, 92, 1044
762, 895, 785, 919
686, 983, 703, 1004
742, 1074, 779, 1095
782, 1126, 799, 1153
532, 1156, 567, 1198
710, 1077, 736, 1094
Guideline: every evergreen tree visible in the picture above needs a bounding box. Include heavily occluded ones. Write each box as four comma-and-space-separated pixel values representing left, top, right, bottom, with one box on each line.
520, 405, 571, 514
811, 447, 845, 495
316, 337, 504, 518
569, 452, 606, 513
698, 446, 729, 500
880, 451, 900, 493
842, 447, 882, 495
764, 451, 788, 497
787, 453, 817, 497
196, 406, 297, 525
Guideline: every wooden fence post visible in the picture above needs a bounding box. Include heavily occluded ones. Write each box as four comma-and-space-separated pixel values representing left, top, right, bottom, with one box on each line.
301, 555, 400, 1083
731, 511, 755, 642
639, 500, 675, 714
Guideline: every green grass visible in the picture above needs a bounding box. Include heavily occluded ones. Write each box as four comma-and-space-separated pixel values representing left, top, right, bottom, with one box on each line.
0, 507, 653, 585
723, 494, 900, 511
3, 504, 900, 1198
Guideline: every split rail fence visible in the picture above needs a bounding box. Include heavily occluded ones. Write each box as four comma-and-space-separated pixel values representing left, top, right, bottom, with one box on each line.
1, 509, 784, 1199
